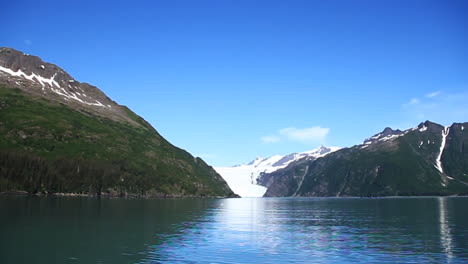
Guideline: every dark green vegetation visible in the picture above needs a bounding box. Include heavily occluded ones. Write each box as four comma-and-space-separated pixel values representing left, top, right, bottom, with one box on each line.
260, 121, 468, 197
443, 123, 468, 181
0, 86, 235, 197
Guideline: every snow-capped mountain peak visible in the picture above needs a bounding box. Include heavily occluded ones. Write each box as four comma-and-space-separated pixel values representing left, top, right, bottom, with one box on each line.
302, 145, 341, 158
363, 127, 404, 145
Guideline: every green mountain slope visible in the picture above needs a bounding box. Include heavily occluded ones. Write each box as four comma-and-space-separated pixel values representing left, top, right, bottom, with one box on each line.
0, 49, 236, 197
260, 121, 468, 197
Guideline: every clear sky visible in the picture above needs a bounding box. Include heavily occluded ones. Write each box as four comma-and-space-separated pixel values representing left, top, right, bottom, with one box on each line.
2, 0, 467, 166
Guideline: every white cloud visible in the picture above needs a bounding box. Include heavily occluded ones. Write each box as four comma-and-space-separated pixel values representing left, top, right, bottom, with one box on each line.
407, 98, 420, 105
279, 126, 329, 143
426, 91, 441, 98
261, 126, 330, 144
261, 135, 280, 143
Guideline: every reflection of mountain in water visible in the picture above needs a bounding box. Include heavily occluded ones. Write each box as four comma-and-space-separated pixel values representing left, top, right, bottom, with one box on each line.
0, 196, 215, 263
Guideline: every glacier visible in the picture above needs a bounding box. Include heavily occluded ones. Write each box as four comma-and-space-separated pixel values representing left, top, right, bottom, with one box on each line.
215, 146, 340, 197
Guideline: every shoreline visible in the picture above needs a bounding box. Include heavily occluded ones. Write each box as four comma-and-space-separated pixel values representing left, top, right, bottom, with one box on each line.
0, 190, 465, 199
0, 190, 239, 199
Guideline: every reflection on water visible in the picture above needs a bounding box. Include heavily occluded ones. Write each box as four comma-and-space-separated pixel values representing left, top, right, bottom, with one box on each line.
1, 196, 468, 263
140, 197, 468, 264
439, 197, 454, 262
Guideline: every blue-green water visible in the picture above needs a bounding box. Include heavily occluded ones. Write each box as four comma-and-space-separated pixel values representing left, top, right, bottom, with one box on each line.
1, 196, 468, 263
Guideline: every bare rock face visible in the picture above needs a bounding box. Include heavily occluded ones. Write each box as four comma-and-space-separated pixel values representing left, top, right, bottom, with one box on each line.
363, 127, 404, 145
0, 47, 136, 125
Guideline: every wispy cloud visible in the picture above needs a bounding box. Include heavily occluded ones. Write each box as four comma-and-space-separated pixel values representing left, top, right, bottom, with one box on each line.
405, 91, 442, 107
261, 126, 329, 144
402, 91, 468, 123
280, 127, 329, 143
425, 91, 441, 98
407, 98, 420, 105
24, 40, 32, 45
261, 135, 281, 143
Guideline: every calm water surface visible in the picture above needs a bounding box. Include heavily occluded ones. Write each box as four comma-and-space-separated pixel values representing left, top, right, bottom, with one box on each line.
1, 196, 468, 263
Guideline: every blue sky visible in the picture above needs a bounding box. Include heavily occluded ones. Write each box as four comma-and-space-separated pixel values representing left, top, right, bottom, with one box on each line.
2, 0, 467, 166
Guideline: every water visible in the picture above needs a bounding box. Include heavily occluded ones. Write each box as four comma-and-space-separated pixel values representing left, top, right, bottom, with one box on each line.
1, 196, 468, 263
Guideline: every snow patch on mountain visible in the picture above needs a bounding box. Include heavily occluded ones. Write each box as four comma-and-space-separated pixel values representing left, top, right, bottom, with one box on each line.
362, 127, 404, 146
215, 146, 340, 197
0, 65, 110, 108
435, 126, 450, 176
0, 65, 60, 89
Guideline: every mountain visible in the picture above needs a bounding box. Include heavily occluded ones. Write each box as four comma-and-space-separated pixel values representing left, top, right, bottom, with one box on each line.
214, 146, 340, 197
261, 121, 468, 197
0, 47, 236, 197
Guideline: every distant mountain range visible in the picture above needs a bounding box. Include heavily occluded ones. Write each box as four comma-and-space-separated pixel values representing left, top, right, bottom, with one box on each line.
259, 121, 468, 197
0, 47, 236, 197
215, 146, 340, 197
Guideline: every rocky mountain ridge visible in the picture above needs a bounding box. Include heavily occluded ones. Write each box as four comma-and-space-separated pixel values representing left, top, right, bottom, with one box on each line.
0, 47, 136, 125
